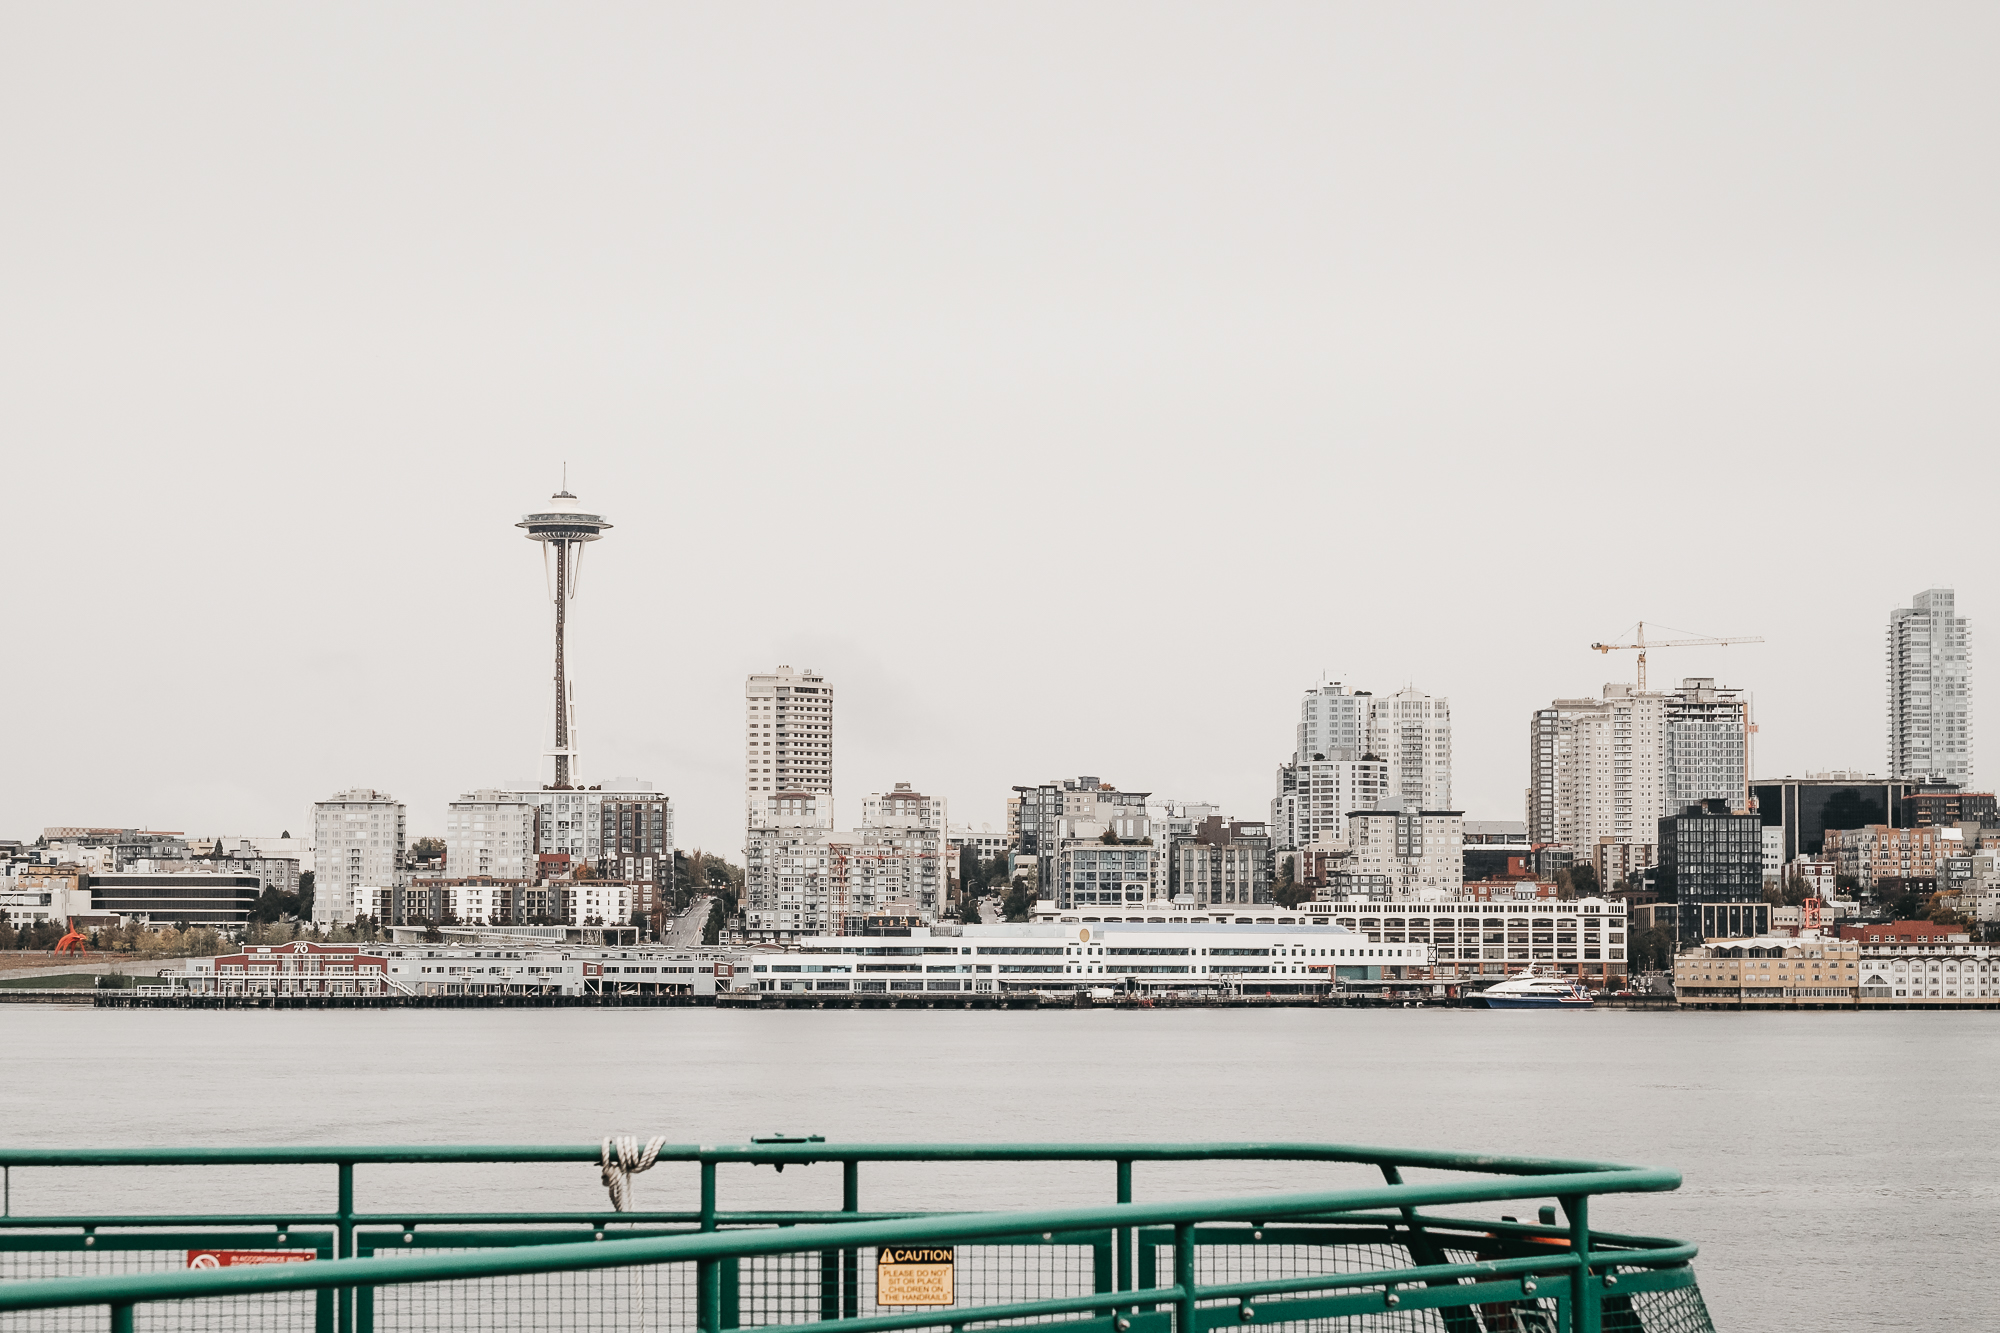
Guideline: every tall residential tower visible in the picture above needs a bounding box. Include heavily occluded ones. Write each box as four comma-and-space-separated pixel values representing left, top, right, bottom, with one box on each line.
1888, 588, 1973, 785
746, 666, 835, 823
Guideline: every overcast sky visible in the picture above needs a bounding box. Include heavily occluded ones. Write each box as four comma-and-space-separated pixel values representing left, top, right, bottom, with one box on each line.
5, 4, 1995, 856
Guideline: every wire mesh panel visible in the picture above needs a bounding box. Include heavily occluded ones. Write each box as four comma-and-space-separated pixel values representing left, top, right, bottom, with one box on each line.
1601, 1268, 1714, 1333
0, 1234, 330, 1333
1135, 1227, 1714, 1333
359, 1239, 695, 1333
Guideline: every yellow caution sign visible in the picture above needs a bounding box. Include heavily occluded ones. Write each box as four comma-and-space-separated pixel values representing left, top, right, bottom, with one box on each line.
876, 1245, 955, 1306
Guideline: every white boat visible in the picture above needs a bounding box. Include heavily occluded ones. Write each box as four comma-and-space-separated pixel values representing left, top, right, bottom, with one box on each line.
1474, 974, 1594, 1009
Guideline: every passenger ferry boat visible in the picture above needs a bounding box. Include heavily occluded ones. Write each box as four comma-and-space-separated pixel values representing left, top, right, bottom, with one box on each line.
1476, 972, 1595, 1008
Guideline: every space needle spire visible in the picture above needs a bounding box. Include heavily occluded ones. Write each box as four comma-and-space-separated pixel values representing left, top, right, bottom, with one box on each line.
518, 484, 612, 788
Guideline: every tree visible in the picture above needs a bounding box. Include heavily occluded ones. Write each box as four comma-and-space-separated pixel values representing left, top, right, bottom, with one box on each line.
1764, 874, 1815, 909
1627, 925, 1676, 972
297, 871, 315, 920
959, 845, 981, 893
702, 899, 726, 945
1927, 893, 1972, 927
410, 837, 446, 863
1272, 855, 1312, 909
1884, 886, 1926, 921
960, 897, 983, 926
1002, 877, 1036, 923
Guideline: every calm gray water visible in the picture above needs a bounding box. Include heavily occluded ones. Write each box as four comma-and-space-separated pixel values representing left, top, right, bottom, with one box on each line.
2, 1005, 1994, 1332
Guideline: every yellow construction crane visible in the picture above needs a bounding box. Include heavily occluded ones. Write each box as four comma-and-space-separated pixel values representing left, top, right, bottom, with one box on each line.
1590, 622, 1764, 691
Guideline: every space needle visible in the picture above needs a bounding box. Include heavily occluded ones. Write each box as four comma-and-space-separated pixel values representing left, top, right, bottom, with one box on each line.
518, 486, 611, 789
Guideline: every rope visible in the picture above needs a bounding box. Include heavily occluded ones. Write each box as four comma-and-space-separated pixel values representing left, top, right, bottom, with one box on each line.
600, 1135, 667, 1212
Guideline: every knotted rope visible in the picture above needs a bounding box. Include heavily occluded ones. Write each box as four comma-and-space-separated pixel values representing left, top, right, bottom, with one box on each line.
600, 1135, 667, 1212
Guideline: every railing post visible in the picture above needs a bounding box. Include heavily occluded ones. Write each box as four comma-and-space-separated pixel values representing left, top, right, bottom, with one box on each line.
1116, 1160, 1133, 1304
1564, 1195, 1596, 1333
109, 1302, 134, 1333
1173, 1222, 1196, 1333
336, 1161, 355, 1333
843, 1160, 860, 1320
699, 1160, 719, 1333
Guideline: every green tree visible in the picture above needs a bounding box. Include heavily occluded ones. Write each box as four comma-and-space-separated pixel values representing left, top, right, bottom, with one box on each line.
960, 897, 982, 926
1885, 886, 1926, 920
1627, 925, 1676, 972
702, 899, 726, 945
1002, 876, 1036, 923
1764, 874, 1815, 909
1272, 855, 1312, 908
958, 845, 981, 893
296, 870, 315, 920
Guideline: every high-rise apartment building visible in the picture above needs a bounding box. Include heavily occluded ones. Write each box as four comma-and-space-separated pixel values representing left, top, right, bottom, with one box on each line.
744, 792, 837, 943
444, 790, 537, 881
1273, 682, 1390, 849
1664, 678, 1752, 813
1368, 686, 1453, 811
855, 783, 949, 918
1888, 588, 1973, 785
744, 784, 948, 940
1528, 679, 1749, 855
746, 666, 835, 823
311, 788, 407, 926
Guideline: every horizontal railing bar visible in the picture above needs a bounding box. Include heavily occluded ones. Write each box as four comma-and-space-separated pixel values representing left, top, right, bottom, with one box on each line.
1196, 1277, 1544, 1331
0, 1210, 1698, 1271
756, 1286, 1189, 1333
0, 1170, 1680, 1312
0, 1141, 1642, 1175
0, 1211, 930, 1230
1218, 1210, 1699, 1258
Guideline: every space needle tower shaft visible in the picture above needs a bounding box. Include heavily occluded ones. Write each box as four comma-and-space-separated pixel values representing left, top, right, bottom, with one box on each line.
518, 488, 612, 788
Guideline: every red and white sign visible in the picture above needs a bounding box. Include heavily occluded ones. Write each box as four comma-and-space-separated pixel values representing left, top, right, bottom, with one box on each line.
186, 1250, 315, 1268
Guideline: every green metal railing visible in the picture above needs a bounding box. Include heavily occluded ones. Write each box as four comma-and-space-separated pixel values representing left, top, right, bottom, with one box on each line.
0, 1142, 1712, 1333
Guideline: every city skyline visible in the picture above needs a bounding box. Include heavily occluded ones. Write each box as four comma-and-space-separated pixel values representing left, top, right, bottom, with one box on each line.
7, 584, 1977, 861
4, 7, 1995, 855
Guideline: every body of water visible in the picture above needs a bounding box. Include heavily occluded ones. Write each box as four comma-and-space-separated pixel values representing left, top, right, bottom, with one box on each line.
2, 1005, 1993, 1332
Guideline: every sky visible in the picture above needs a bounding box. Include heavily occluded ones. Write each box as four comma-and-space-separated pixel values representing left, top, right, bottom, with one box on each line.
5, 4, 1996, 857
